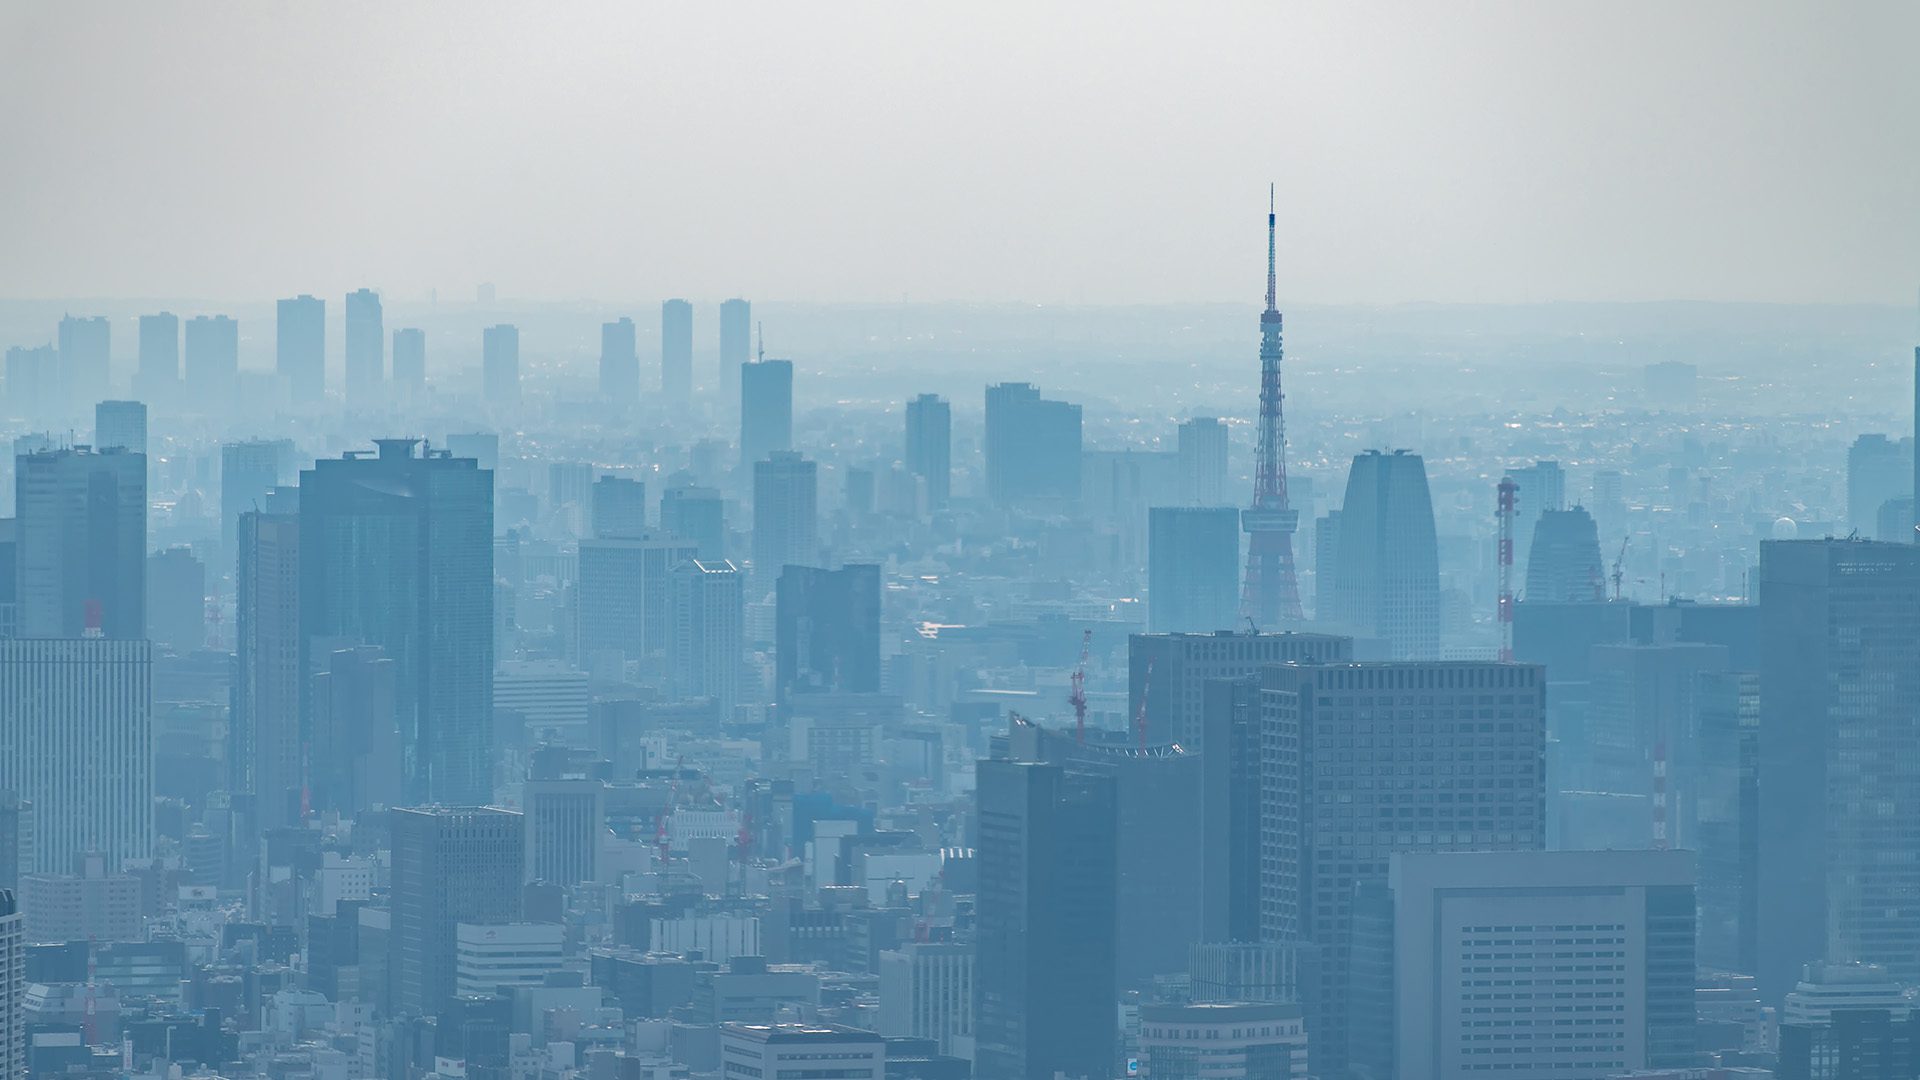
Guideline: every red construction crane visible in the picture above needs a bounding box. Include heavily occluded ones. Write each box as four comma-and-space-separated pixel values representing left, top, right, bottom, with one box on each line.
1069, 629, 1092, 744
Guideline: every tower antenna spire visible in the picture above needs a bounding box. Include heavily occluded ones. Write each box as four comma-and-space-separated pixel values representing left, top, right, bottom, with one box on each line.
1266, 182, 1278, 313
1242, 185, 1303, 626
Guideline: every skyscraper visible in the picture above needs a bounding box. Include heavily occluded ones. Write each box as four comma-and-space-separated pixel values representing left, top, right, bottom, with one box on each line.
1178, 417, 1230, 508
904, 393, 951, 510
1260, 661, 1547, 1076
719, 298, 750, 403
0, 638, 152, 874
1128, 629, 1352, 749
14, 447, 145, 639
309, 643, 403, 819
183, 314, 239, 405
277, 295, 325, 404
144, 546, 204, 652
1504, 458, 1566, 579
661, 484, 726, 560
1523, 506, 1605, 603
344, 288, 384, 403
389, 806, 523, 1017
662, 299, 692, 400
752, 452, 817, 593
1847, 434, 1913, 538
1387, 849, 1697, 1080
1, 348, 56, 418
590, 475, 647, 539
775, 563, 880, 710
1758, 539, 1920, 999
93, 400, 146, 455
974, 760, 1117, 1080
391, 327, 426, 395
741, 359, 794, 467
233, 501, 302, 832
1326, 450, 1441, 658
523, 778, 603, 886
575, 531, 699, 669
0, 889, 19, 1080
135, 312, 179, 402
299, 440, 493, 805
600, 316, 638, 404
483, 324, 519, 403
984, 382, 1081, 505
221, 438, 287, 554
1148, 506, 1241, 634
671, 558, 744, 719
56, 315, 109, 412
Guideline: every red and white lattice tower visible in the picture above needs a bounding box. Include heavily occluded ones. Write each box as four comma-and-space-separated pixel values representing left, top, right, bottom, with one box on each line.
1496, 477, 1517, 662
1240, 185, 1303, 628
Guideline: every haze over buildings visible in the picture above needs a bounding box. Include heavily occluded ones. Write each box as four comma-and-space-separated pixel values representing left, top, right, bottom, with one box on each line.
0, 6, 1916, 1080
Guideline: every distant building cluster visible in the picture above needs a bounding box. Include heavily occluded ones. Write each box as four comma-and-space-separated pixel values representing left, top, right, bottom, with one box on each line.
0, 222, 1914, 1080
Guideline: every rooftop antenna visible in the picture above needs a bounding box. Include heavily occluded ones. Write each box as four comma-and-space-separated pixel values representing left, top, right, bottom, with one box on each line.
756, 321, 765, 364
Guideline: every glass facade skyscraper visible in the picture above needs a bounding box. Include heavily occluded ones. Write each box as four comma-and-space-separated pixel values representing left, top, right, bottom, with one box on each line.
299, 439, 494, 805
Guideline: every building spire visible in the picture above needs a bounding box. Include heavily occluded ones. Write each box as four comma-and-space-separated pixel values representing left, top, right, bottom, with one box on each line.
1266, 182, 1278, 314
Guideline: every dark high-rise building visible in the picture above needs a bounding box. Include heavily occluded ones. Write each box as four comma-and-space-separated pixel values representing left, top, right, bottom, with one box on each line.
221, 439, 287, 554
482, 324, 519, 403
309, 644, 402, 819
14, 447, 145, 639
1147, 506, 1240, 634
390, 806, 523, 1017
1695, 668, 1759, 976
661, 299, 692, 400
741, 359, 794, 467
1178, 417, 1229, 508
590, 475, 647, 539
57, 315, 109, 412
524, 778, 603, 886
904, 394, 951, 510
1326, 450, 1440, 658
1260, 661, 1546, 1077
984, 382, 1080, 506
93, 400, 146, 456
661, 484, 725, 560
135, 312, 179, 401
391, 327, 426, 395
1199, 675, 1263, 944
600, 316, 638, 404
775, 563, 880, 710
1128, 629, 1352, 749
344, 288, 384, 403
144, 546, 204, 652
299, 440, 493, 805
233, 501, 302, 832
1847, 434, 1913, 539
1007, 717, 1206, 990
1758, 539, 1920, 999
974, 759, 1117, 1080
183, 314, 239, 404
276, 295, 325, 404
719, 298, 750, 403
1504, 458, 1566, 580
1523, 506, 1604, 603
752, 452, 817, 593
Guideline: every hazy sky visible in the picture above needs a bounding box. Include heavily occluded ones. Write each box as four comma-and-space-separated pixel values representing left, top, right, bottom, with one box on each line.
2, 2, 1915, 306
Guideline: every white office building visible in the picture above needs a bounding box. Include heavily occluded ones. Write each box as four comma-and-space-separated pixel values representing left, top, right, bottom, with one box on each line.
1137, 1002, 1308, 1079
1389, 848, 1697, 1080
453, 922, 566, 998
719, 1024, 882, 1080
0, 639, 151, 873
878, 942, 972, 1057
493, 661, 590, 745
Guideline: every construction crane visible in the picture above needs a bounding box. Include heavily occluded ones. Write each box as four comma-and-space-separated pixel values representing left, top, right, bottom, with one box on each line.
1611, 537, 1628, 601
1133, 657, 1155, 752
1069, 629, 1092, 745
